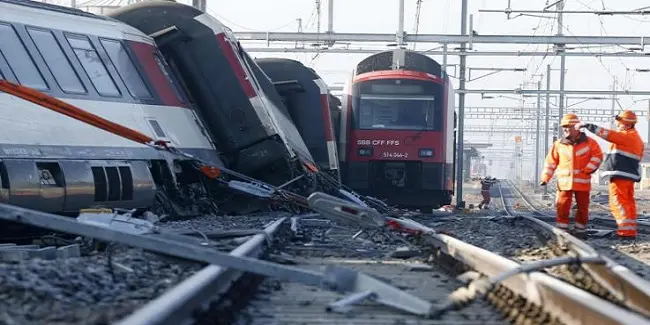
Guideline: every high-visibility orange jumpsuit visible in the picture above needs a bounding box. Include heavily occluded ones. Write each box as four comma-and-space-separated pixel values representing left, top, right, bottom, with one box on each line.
541, 133, 603, 232
582, 115, 644, 238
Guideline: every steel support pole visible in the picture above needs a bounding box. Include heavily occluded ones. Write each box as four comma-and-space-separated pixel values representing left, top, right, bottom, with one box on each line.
327, 0, 334, 33
397, 0, 405, 47
610, 77, 617, 128
557, 1, 566, 140
535, 80, 541, 185
442, 44, 448, 73
456, 0, 468, 208
192, 0, 206, 11
544, 65, 551, 195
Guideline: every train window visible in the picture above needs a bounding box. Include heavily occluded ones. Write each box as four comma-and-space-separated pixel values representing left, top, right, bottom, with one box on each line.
0, 24, 48, 90
357, 95, 436, 130
65, 34, 120, 97
99, 39, 152, 99
153, 52, 187, 104
27, 28, 86, 94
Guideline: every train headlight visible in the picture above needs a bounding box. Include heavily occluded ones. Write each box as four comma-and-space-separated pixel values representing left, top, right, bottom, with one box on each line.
419, 148, 434, 157
358, 147, 373, 156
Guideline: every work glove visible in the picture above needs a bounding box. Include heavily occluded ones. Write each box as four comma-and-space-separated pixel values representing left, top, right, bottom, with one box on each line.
576, 122, 597, 132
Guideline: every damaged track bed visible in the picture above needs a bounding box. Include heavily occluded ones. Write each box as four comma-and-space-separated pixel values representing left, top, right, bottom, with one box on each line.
509, 183, 650, 264
234, 217, 508, 325
506, 183, 650, 272
504, 180, 650, 269
0, 211, 286, 325
491, 180, 650, 321
384, 212, 650, 324
515, 185, 650, 235
1, 192, 650, 325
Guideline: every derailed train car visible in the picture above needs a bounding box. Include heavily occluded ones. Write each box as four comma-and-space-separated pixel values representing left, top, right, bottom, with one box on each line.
109, 2, 318, 190
0, 0, 229, 238
255, 58, 340, 182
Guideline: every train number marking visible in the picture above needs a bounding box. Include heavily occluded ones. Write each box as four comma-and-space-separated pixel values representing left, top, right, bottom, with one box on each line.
356, 139, 400, 146
381, 152, 409, 158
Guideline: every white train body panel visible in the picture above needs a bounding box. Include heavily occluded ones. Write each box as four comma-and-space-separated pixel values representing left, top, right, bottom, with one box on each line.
0, 95, 213, 150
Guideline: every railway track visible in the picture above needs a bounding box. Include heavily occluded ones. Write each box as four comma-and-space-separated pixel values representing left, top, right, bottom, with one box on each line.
495, 180, 650, 318
516, 185, 650, 233
232, 218, 507, 325
0, 213, 284, 325
2, 193, 650, 324
507, 182, 650, 268
114, 194, 650, 324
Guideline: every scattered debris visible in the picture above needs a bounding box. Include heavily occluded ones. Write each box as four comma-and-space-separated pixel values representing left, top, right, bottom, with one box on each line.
389, 246, 423, 259
407, 264, 434, 272
0, 243, 80, 262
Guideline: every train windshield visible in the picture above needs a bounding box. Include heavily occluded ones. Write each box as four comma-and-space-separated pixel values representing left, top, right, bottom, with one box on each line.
353, 78, 444, 131
358, 95, 435, 130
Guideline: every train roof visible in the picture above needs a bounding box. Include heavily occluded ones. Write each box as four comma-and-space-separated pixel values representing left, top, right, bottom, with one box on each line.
0, 0, 155, 44
1, 0, 105, 20
255, 58, 324, 93
355, 49, 442, 77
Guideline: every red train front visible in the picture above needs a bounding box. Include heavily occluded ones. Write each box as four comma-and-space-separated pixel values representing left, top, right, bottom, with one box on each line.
338, 49, 456, 210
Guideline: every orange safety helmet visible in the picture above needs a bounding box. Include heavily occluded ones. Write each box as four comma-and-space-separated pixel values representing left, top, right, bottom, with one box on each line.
615, 110, 637, 124
560, 113, 581, 127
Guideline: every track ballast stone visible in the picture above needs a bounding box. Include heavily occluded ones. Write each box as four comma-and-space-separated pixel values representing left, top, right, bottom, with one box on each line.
0, 213, 282, 325
0, 246, 204, 325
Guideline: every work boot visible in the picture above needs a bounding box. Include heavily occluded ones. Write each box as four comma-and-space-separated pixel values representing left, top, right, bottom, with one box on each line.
572, 230, 588, 239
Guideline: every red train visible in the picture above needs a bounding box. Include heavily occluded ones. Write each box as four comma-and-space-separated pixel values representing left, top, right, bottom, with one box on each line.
338, 49, 457, 210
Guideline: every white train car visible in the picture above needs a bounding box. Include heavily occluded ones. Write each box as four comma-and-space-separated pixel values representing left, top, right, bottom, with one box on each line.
0, 0, 222, 220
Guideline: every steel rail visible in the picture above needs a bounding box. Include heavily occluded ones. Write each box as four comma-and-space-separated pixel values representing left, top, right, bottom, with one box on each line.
499, 180, 650, 318
508, 181, 650, 231
406, 218, 650, 325
113, 217, 286, 325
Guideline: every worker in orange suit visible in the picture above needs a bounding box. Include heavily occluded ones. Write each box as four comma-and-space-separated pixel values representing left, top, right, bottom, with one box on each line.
540, 113, 603, 237
577, 110, 644, 239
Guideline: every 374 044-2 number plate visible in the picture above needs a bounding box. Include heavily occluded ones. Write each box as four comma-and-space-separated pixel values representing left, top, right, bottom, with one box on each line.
381, 152, 409, 158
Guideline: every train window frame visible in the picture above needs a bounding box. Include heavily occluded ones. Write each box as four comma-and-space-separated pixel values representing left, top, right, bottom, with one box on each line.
98, 38, 153, 100
0, 23, 49, 91
64, 33, 121, 98
152, 52, 188, 104
356, 94, 438, 131
26, 27, 87, 95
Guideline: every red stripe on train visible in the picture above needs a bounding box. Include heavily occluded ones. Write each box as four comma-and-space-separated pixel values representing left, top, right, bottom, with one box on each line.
353, 70, 444, 85
320, 94, 334, 141
215, 33, 256, 98
128, 41, 187, 108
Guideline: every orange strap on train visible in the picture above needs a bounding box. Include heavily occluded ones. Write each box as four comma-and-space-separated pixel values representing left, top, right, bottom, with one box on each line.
0, 79, 221, 179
